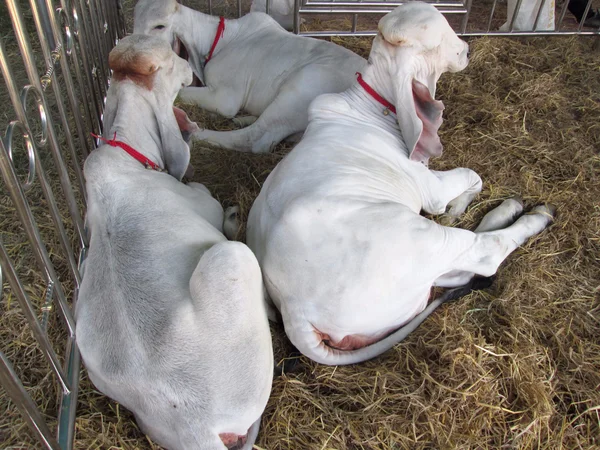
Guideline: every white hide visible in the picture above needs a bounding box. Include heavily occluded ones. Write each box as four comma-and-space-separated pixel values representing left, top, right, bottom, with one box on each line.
75, 35, 273, 450
247, 3, 556, 366
133, 0, 366, 153
500, 0, 555, 31
250, 0, 296, 31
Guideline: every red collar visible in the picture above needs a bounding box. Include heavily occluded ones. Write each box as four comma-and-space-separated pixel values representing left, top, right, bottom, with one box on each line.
356, 72, 396, 116
91, 132, 166, 172
205, 17, 225, 64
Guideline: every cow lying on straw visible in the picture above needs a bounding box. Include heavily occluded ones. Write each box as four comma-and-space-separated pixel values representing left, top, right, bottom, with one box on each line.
247, 2, 556, 366
133, 0, 366, 153
76, 35, 273, 450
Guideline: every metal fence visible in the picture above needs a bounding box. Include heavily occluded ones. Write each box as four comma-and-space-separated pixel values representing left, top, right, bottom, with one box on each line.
0, 0, 124, 448
291, 0, 600, 35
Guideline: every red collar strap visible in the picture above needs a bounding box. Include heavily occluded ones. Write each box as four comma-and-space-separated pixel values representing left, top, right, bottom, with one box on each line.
205, 17, 225, 64
91, 132, 166, 173
356, 72, 396, 116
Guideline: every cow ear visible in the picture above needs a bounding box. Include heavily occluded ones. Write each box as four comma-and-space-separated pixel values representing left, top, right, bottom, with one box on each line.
378, 3, 446, 50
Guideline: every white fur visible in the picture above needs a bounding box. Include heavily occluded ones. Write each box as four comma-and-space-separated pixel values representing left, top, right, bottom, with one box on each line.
500, 0, 555, 31
246, 3, 556, 366
75, 35, 273, 450
133, 0, 366, 153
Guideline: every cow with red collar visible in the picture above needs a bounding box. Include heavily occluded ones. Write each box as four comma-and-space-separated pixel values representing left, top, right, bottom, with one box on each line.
246, 3, 556, 365
76, 34, 273, 449
133, 0, 367, 153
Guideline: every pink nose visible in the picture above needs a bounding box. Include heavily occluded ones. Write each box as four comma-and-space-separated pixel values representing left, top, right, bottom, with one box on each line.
219, 432, 248, 449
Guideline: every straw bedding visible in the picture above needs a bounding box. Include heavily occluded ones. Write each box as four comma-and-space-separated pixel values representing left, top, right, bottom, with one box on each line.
0, 1, 599, 448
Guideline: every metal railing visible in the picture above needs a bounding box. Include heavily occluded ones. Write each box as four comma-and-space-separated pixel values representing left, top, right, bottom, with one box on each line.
0, 0, 124, 448
291, 0, 600, 36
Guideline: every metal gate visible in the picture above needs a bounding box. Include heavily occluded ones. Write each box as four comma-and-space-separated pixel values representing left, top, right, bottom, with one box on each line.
0, 0, 124, 448
291, 0, 600, 36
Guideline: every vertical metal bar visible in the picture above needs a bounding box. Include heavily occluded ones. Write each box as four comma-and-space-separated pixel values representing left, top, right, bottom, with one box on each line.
29, 0, 90, 191
72, 0, 107, 125
5, 0, 88, 250
0, 240, 71, 393
0, 137, 77, 337
460, 0, 472, 34
0, 46, 81, 286
238, 0, 243, 18
34, 0, 57, 49
577, 0, 593, 32
0, 352, 61, 450
508, 0, 525, 31
556, 0, 571, 30
96, 0, 115, 56
486, 0, 499, 33
57, 339, 81, 450
208, 0, 213, 16
352, 14, 358, 33
57, 5, 100, 139
266, 0, 271, 15
82, 0, 110, 93
532, 0, 547, 31
294, 0, 301, 34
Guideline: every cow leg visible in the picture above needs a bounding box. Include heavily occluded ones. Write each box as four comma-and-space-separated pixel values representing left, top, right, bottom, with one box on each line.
178, 86, 242, 119
423, 168, 483, 216
435, 199, 549, 287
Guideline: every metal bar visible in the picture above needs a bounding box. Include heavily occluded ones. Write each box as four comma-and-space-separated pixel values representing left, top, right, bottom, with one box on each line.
0, 44, 81, 286
486, 0, 499, 33
33, 0, 57, 49
30, 0, 89, 195
82, 0, 110, 95
297, 29, 600, 36
0, 134, 77, 337
56, 246, 86, 450
209, 0, 213, 16
298, 8, 466, 14
460, 0, 472, 34
0, 239, 71, 393
5, 0, 88, 250
238, 0, 243, 18
0, 352, 61, 450
303, 0, 463, 7
57, 4, 100, 141
57, 339, 81, 450
266, 0, 271, 16
294, 0, 301, 33
532, 0, 547, 30
577, 0, 593, 32
72, 0, 107, 125
556, 0, 571, 30
508, 0, 525, 31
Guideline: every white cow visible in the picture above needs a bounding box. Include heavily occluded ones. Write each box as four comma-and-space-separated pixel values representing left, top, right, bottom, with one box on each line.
76, 35, 273, 449
247, 2, 556, 366
133, 0, 366, 153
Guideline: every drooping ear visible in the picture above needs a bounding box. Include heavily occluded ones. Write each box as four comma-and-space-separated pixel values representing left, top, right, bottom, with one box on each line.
394, 77, 444, 164
151, 102, 191, 181
108, 41, 159, 90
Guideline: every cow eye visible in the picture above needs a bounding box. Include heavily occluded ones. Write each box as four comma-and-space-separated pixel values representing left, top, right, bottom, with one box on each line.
154, 25, 166, 30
